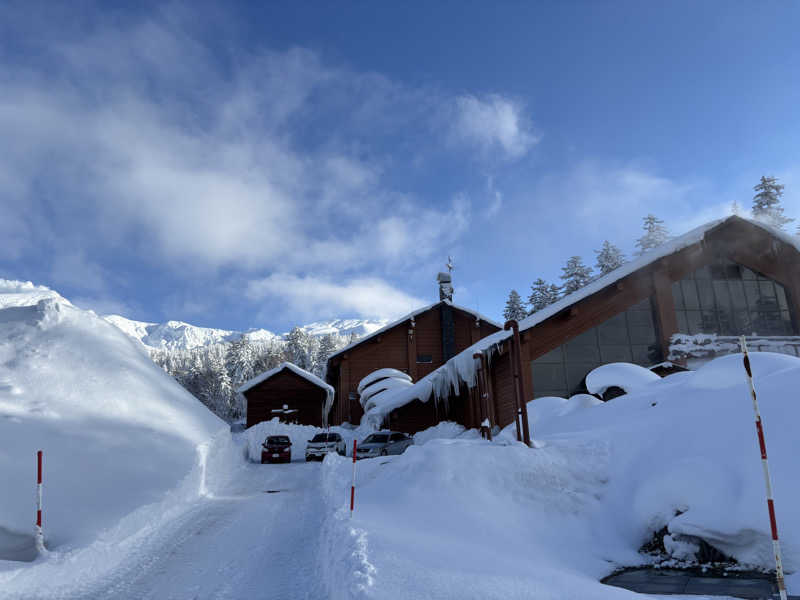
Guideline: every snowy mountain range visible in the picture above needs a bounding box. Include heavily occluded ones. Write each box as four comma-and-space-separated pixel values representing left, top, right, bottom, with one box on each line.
103, 314, 388, 351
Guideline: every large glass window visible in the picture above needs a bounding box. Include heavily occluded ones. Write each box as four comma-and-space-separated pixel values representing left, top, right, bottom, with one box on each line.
530, 297, 661, 398
671, 259, 795, 336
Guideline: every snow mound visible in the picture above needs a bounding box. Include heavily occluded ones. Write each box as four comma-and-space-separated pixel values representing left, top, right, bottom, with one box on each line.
0, 294, 229, 559
0, 280, 71, 310
585, 362, 661, 396
357, 368, 412, 395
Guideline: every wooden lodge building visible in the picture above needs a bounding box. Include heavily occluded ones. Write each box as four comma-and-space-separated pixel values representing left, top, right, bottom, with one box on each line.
328, 216, 800, 435
239, 362, 335, 429
325, 279, 501, 428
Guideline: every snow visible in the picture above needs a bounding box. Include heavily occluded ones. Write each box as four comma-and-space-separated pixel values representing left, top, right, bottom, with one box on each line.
318, 351, 800, 598
104, 314, 385, 352
360, 378, 413, 410
585, 362, 662, 396
0, 285, 231, 568
328, 300, 501, 362
669, 332, 800, 363
6, 345, 800, 598
357, 368, 412, 395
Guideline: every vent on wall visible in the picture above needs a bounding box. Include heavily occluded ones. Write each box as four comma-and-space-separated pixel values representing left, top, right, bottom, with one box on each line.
416, 354, 433, 364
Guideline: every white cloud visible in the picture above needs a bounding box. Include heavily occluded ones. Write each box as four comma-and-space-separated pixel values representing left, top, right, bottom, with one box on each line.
451, 94, 539, 160
485, 176, 503, 217
245, 274, 426, 321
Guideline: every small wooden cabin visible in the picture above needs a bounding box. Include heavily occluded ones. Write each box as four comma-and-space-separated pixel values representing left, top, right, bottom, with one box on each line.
239, 362, 334, 429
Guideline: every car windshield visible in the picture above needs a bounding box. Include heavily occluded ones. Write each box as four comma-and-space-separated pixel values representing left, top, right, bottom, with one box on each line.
363, 434, 389, 444
267, 436, 290, 444
310, 434, 335, 443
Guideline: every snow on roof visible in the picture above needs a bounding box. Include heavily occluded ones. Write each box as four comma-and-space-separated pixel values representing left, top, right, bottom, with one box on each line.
360, 377, 414, 409
360, 216, 799, 424
357, 368, 412, 395
328, 300, 501, 362
585, 362, 661, 396
237, 362, 335, 426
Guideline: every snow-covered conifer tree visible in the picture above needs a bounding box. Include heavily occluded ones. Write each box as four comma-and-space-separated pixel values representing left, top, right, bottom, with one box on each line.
560, 257, 593, 295
503, 290, 527, 322
527, 279, 561, 314
227, 335, 256, 388
635, 214, 670, 256
752, 176, 792, 229
594, 241, 625, 275
313, 334, 339, 378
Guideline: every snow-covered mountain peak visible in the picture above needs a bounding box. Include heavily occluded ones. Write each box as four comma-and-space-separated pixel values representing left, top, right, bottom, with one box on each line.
102, 314, 385, 352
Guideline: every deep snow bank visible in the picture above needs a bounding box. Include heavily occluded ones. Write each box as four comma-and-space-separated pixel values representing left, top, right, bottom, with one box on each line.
320, 353, 800, 598
0, 283, 230, 559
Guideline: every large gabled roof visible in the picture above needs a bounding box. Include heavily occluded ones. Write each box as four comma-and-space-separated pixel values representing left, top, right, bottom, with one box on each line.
237, 362, 334, 395
327, 300, 501, 363
359, 215, 800, 423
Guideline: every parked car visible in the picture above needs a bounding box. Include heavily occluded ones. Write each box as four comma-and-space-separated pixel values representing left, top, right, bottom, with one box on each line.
305, 432, 346, 461
261, 435, 292, 464
356, 431, 413, 459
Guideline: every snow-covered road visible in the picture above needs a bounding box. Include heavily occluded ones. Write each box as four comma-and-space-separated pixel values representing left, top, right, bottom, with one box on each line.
35, 461, 328, 600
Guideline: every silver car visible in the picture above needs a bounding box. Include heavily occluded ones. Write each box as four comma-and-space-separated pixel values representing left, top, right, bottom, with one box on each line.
355, 431, 413, 459
305, 432, 346, 461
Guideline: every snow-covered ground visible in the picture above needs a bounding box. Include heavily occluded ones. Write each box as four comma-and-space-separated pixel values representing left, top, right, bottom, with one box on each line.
4, 277, 800, 599
0, 280, 235, 585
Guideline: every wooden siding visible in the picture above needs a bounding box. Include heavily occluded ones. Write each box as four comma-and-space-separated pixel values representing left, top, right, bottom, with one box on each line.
244, 369, 327, 429
326, 302, 500, 429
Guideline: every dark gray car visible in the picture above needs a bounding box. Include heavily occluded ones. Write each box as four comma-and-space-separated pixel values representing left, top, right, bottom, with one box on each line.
355, 431, 413, 459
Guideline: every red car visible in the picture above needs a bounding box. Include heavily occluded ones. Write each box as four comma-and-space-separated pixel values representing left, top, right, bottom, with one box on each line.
261, 435, 292, 464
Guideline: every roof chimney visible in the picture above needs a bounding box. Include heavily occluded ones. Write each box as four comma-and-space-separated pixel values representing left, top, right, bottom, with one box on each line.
437, 271, 453, 302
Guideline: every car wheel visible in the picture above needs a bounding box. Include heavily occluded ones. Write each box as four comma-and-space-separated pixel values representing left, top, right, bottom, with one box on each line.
305, 456, 311, 462
380, 449, 388, 456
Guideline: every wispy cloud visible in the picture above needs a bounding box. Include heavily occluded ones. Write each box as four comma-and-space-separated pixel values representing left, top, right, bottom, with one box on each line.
245, 274, 426, 321
450, 94, 539, 160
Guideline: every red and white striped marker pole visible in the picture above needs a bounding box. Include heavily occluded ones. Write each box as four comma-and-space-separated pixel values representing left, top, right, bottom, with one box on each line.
740, 337, 788, 600
35, 450, 45, 554
350, 440, 357, 517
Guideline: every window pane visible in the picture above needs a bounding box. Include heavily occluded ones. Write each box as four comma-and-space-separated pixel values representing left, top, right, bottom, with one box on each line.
532, 363, 566, 390
565, 342, 600, 362
759, 281, 777, 298
700, 310, 719, 333
682, 280, 700, 309
536, 346, 563, 363
697, 280, 715, 309
630, 344, 657, 365
685, 310, 704, 334
729, 280, 747, 310
600, 345, 633, 362
672, 282, 685, 310
744, 281, 760, 308
741, 266, 757, 280
734, 310, 753, 334
627, 308, 654, 327
598, 314, 628, 345
629, 324, 657, 345
630, 298, 653, 311
567, 328, 597, 346
781, 311, 794, 334
534, 388, 568, 399
676, 311, 688, 333
776, 286, 789, 311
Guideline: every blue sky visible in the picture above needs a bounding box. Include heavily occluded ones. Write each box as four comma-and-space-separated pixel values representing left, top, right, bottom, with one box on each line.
2, 1, 799, 332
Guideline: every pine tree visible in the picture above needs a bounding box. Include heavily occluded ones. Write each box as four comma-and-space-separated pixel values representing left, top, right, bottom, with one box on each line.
560, 256, 593, 295
227, 335, 256, 388
594, 241, 625, 275
527, 279, 561, 314
503, 290, 527, 322
752, 176, 792, 229
313, 334, 339, 378
635, 214, 670, 256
